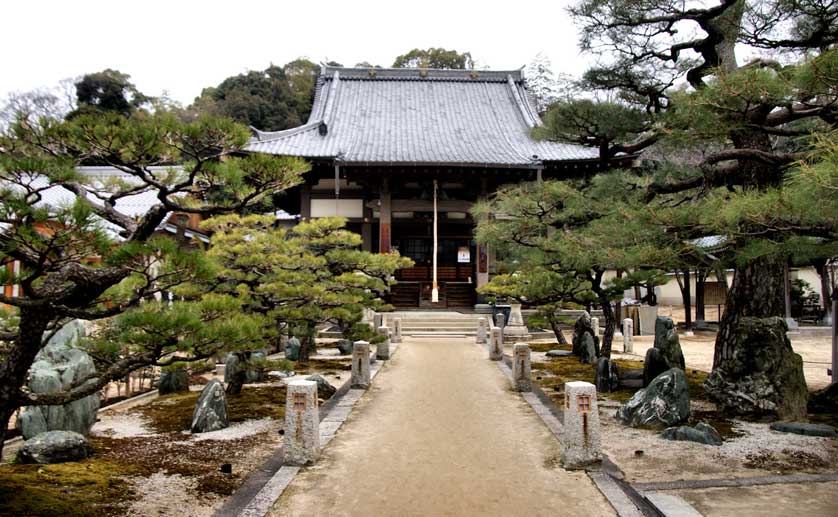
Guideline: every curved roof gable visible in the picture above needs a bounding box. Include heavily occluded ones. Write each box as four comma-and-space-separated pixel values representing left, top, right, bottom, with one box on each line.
246, 65, 599, 167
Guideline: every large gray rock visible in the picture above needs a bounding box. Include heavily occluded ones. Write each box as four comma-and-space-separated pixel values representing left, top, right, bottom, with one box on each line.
642, 348, 669, 387
306, 374, 337, 400
336, 339, 354, 355
158, 369, 189, 395
617, 368, 690, 428
661, 422, 723, 446
285, 337, 301, 361
654, 317, 685, 371
572, 312, 599, 356
191, 379, 228, 433
18, 321, 100, 439
546, 349, 573, 358
595, 357, 620, 392
769, 421, 838, 437
16, 430, 93, 464
704, 317, 808, 420
579, 333, 598, 364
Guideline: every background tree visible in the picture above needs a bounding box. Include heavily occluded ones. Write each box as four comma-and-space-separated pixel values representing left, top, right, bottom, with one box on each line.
525, 52, 560, 114
204, 215, 412, 361
191, 60, 320, 131
392, 48, 475, 69
66, 69, 150, 118
0, 110, 308, 454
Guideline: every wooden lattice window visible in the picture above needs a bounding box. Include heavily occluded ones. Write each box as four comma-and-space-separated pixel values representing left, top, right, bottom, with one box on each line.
577, 394, 592, 413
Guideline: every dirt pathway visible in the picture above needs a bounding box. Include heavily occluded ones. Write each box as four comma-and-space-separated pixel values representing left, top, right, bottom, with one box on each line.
269, 337, 614, 516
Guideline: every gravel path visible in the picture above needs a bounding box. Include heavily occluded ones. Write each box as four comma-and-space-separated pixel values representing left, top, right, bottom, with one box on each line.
270, 337, 614, 516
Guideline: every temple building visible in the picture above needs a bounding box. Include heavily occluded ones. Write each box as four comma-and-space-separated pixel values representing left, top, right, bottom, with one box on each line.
246, 65, 628, 308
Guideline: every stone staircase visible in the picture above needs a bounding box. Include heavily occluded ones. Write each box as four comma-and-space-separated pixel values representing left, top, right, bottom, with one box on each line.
382, 311, 487, 337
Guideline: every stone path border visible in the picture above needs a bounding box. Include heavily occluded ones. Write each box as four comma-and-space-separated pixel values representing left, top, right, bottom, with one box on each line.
486, 340, 657, 517
216, 344, 399, 517
634, 471, 838, 492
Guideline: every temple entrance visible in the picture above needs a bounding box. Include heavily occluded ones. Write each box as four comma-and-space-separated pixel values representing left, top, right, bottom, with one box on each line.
389, 219, 477, 308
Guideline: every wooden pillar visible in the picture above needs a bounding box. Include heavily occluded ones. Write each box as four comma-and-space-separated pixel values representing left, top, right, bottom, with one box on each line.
362, 203, 372, 252
300, 184, 311, 221
477, 177, 490, 290
379, 177, 391, 253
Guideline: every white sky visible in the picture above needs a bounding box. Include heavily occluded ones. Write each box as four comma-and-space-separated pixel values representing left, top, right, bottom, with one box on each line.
1, 0, 589, 105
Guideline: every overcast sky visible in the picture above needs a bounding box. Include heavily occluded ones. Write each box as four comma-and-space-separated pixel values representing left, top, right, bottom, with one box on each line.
1, 0, 589, 105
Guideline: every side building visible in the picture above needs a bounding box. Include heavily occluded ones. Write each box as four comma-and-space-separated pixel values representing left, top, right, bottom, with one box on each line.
247, 66, 632, 309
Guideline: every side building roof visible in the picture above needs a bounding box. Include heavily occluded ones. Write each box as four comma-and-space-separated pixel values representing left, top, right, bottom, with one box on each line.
245, 65, 600, 168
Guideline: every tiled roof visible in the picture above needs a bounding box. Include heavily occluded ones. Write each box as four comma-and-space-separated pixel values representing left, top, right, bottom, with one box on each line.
245, 66, 600, 167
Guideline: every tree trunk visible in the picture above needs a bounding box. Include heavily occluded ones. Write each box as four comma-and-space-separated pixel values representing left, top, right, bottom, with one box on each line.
297, 324, 317, 362
695, 269, 707, 323
594, 290, 615, 359
682, 269, 692, 331
0, 307, 51, 458
547, 313, 569, 345
814, 259, 833, 319
714, 254, 786, 368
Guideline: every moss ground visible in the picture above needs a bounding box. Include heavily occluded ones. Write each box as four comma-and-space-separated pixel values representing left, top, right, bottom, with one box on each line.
0, 459, 139, 516
0, 385, 289, 515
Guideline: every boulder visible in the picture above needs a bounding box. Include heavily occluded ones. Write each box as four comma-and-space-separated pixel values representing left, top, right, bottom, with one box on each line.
579, 333, 597, 364
158, 369, 189, 395
661, 422, 723, 446
653, 317, 685, 371
306, 374, 337, 400
595, 357, 620, 392
16, 430, 93, 464
642, 348, 669, 387
769, 422, 838, 437
617, 368, 690, 428
191, 379, 228, 433
572, 312, 599, 356
336, 339, 354, 355
285, 337, 302, 361
546, 349, 573, 358
18, 322, 100, 439
704, 317, 808, 420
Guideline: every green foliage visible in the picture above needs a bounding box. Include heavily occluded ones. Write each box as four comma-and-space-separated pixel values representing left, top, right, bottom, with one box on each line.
204, 215, 412, 357
392, 48, 474, 69
67, 69, 149, 119
191, 60, 320, 131
534, 99, 651, 150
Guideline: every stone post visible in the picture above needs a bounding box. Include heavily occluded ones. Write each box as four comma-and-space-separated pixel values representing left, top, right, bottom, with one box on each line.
591, 317, 599, 338
376, 326, 391, 360
622, 318, 634, 354
489, 327, 504, 361
504, 303, 530, 341
362, 307, 374, 328
391, 318, 402, 343
512, 343, 532, 392
560, 381, 601, 469
373, 313, 384, 331
351, 341, 371, 389
284, 380, 320, 465
495, 312, 506, 330
476, 317, 488, 344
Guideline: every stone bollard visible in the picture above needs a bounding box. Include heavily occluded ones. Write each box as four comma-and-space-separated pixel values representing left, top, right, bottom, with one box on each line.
512, 343, 532, 392
284, 380, 320, 465
623, 318, 633, 353
560, 381, 601, 469
476, 317, 488, 344
591, 317, 599, 338
495, 312, 506, 330
351, 341, 371, 388
376, 326, 391, 360
489, 327, 504, 361
373, 313, 383, 330
392, 318, 402, 344
504, 303, 530, 341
